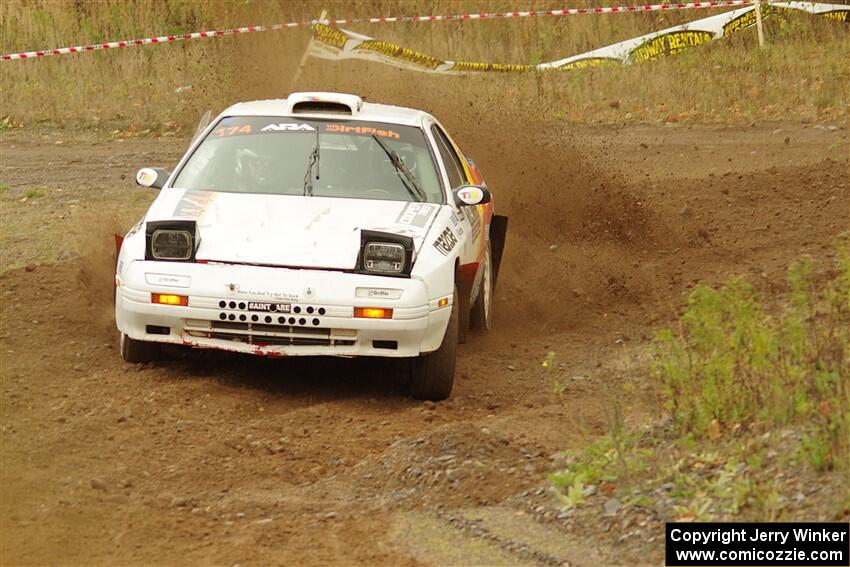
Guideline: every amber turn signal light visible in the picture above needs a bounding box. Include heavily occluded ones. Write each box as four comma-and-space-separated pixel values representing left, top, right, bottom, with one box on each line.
354, 307, 393, 319
151, 293, 188, 306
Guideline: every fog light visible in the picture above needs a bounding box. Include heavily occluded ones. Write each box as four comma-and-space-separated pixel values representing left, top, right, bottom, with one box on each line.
151, 293, 188, 306
437, 297, 449, 308
354, 307, 393, 319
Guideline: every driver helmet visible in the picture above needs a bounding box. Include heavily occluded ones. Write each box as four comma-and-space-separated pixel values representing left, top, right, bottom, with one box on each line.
237, 148, 277, 190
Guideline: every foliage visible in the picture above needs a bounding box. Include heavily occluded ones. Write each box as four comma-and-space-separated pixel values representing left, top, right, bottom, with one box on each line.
549, 430, 652, 509
654, 239, 850, 470
549, 244, 849, 520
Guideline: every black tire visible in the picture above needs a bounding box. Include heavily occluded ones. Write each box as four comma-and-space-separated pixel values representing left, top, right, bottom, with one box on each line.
470, 242, 494, 333
120, 332, 159, 364
409, 285, 459, 401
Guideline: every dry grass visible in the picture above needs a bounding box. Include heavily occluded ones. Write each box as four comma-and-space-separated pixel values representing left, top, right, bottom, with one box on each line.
0, 0, 847, 129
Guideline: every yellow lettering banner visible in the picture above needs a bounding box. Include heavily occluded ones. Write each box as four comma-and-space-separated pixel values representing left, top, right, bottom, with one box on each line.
308, 2, 848, 74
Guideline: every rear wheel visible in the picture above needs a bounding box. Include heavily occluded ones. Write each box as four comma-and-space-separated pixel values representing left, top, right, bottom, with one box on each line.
409, 285, 458, 401
470, 243, 493, 333
120, 332, 159, 364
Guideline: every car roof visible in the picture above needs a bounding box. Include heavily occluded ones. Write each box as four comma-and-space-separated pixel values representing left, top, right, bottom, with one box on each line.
221, 92, 433, 128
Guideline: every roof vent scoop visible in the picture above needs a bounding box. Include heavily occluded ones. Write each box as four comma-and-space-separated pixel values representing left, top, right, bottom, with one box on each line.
292, 101, 352, 115
287, 92, 363, 115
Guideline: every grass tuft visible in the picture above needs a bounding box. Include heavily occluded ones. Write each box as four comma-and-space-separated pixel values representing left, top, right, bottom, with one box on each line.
654, 236, 849, 470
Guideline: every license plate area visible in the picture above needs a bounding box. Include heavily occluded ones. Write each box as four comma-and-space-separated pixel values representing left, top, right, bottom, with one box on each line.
247, 301, 291, 313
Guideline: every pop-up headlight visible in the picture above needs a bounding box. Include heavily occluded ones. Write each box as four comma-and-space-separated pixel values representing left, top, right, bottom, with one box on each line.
358, 230, 413, 277
145, 220, 199, 262
364, 242, 405, 274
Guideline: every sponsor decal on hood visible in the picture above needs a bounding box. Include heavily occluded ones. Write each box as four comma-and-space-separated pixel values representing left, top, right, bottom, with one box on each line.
172, 189, 218, 219
395, 202, 438, 228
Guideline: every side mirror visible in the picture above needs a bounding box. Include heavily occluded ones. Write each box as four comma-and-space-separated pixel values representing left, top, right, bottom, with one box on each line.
453, 184, 491, 207
136, 167, 170, 189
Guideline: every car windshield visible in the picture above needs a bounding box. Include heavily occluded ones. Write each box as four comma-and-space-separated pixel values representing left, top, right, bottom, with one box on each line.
172, 116, 443, 203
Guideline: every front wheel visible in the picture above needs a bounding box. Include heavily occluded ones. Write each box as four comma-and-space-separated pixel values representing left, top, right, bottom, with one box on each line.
120, 332, 160, 364
409, 285, 458, 401
470, 242, 493, 333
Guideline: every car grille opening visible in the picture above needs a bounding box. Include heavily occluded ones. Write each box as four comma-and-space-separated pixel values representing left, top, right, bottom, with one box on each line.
184, 320, 356, 347
146, 325, 170, 335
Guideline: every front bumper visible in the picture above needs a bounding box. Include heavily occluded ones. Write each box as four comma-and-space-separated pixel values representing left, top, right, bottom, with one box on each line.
115, 260, 452, 358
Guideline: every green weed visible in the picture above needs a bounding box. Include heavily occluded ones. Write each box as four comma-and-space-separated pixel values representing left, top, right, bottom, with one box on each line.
542, 351, 565, 397
654, 239, 850, 470
549, 429, 652, 509
549, 244, 849, 520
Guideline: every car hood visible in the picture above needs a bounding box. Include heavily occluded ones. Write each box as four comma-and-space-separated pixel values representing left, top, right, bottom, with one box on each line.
146, 189, 441, 269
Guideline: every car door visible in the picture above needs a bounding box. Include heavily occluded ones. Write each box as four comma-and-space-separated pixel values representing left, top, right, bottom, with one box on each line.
429, 123, 489, 267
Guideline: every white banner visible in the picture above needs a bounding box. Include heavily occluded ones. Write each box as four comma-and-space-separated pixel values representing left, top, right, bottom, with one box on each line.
307, 2, 849, 73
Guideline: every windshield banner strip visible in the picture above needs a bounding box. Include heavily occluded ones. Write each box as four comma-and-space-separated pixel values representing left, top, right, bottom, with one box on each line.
211, 118, 404, 140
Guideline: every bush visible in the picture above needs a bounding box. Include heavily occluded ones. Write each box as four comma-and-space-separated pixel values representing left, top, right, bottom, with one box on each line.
654, 237, 850, 470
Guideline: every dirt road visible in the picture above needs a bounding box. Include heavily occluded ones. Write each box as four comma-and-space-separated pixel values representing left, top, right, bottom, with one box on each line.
1, 120, 847, 566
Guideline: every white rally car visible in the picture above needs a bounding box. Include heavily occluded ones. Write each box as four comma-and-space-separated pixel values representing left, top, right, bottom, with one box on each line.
115, 92, 507, 400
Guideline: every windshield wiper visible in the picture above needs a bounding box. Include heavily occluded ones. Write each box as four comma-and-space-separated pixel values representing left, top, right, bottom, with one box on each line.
303, 127, 320, 196
371, 134, 426, 203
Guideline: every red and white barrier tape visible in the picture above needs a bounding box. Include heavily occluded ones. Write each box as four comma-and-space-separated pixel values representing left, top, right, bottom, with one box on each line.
335, 0, 755, 22
2, 0, 755, 62
1, 22, 308, 61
